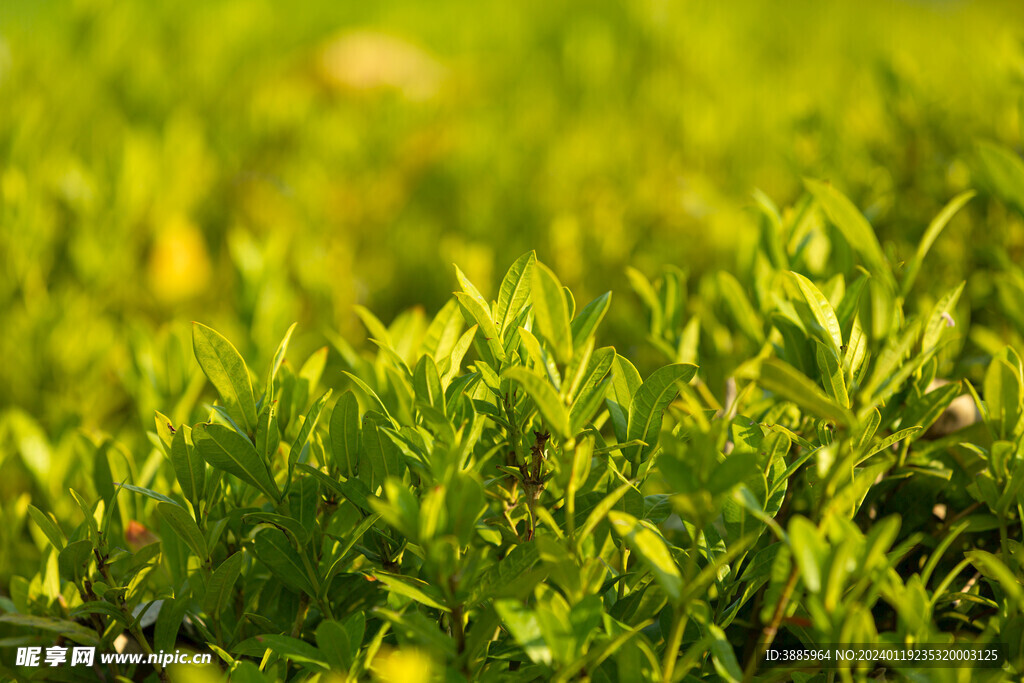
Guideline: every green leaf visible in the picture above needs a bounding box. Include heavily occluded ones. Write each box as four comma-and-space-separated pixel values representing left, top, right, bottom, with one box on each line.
517, 326, 561, 389
922, 282, 965, 353
253, 528, 318, 596
373, 571, 449, 611
624, 363, 698, 467
442, 324, 477, 388
158, 502, 208, 560
901, 191, 975, 296
193, 422, 280, 502
329, 391, 360, 477
718, 271, 763, 343
323, 514, 381, 588
788, 516, 826, 593
342, 371, 395, 425
413, 354, 445, 413
569, 347, 615, 433
454, 292, 505, 365
452, 263, 505, 365
0, 614, 101, 647
608, 511, 682, 602
267, 322, 297, 402
254, 402, 280, 463
578, 482, 633, 540
814, 340, 849, 409
298, 464, 380, 514
707, 452, 760, 498
58, 540, 92, 581
495, 251, 536, 335
859, 426, 922, 462
861, 320, 923, 405
70, 488, 100, 544
421, 297, 464, 360
28, 505, 65, 551
354, 305, 393, 348
193, 322, 258, 434
289, 389, 332, 474
154, 597, 190, 654
985, 353, 1023, 440
974, 141, 1024, 217
370, 478, 420, 540
494, 599, 552, 665
170, 425, 204, 510
570, 292, 612, 350
804, 179, 895, 291
568, 594, 603, 654
966, 549, 1024, 607
503, 366, 571, 439
790, 271, 843, 355
316, 617, 362, 672
118, 482, 181, 506
531, 261, 573, 364
244, 512, 310, 546
626, 267, 663, 336
153, 411, 175, 452
754, 358, 854, 427
235, 634, 329, 671
203, 551, 245, 617
70, 601, 130, 628
836, 271, 870, 332
901, 382, 962, 437
606, 354, 642, 443
362, 421, 404, 492
709, 624, 743, 682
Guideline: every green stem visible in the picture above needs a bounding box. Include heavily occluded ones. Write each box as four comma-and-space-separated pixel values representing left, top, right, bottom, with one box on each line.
618, 548, 630, 601
100, 564, 167, 681
661, 607, 687, 683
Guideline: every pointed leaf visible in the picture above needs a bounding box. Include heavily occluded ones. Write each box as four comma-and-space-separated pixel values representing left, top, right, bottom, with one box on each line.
329, 391, 360, 478
608, 511, 682, 602
495, 251, 536, 335
253, 528, 317, 596
170, 425, 204, 509
193, 322, 257, 434
754, 358, 854, 427
503, 367, 571, 439
204, 551, 245, 617
373, 571, 449, 611
805, 179, 895, 291
158, 502, 208, 560
531, 262, 573, 364
193, 423, 280, 502
790, 271, 842, 355
570, 292, 612, 350
624, 363, 698, 466
901, 191, 975, 296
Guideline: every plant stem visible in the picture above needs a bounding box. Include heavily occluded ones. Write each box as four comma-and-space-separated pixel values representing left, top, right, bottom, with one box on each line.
618, 548, 630, 601
291, 594, 309, 638
742, 566, 799, 683
661, 606, 687, 683
452, 604, 466, 654
99, 564, 166, 680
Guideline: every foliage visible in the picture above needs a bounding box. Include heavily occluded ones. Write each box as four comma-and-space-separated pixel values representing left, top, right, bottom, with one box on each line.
6, 2, 1024, 681
4, 179, 1024, 680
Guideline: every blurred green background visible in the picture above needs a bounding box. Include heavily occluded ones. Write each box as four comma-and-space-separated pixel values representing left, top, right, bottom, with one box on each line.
3, 0, 1024, 578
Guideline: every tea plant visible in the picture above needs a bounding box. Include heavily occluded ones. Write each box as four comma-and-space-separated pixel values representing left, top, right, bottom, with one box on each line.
3, 184, 1024, 682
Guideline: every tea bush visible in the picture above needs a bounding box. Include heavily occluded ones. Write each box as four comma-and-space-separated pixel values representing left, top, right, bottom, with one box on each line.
4, 182, 1024, 681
